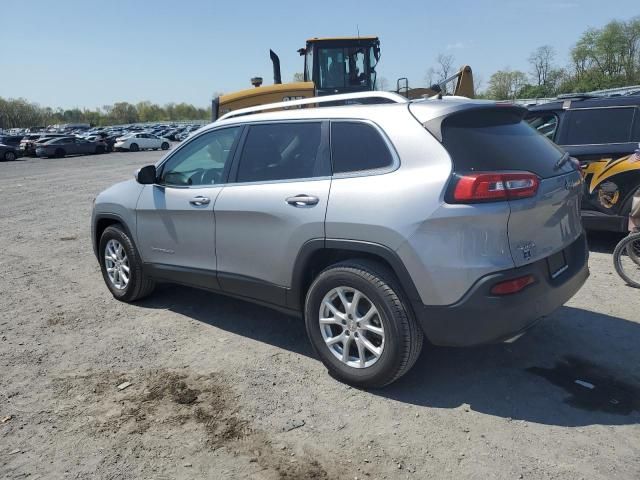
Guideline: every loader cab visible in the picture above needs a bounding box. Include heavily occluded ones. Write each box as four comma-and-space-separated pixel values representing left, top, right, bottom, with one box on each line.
301, 37, 380, 96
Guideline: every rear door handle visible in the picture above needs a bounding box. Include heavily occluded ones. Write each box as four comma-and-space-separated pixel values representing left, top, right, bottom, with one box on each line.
286, 195, 319, 207
189, 196, 210, 206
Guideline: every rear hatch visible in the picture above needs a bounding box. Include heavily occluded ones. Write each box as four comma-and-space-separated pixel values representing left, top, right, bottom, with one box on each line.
415, 103, 583, 268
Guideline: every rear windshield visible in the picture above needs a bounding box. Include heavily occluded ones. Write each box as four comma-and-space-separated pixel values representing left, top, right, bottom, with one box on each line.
439, 108, 572, 179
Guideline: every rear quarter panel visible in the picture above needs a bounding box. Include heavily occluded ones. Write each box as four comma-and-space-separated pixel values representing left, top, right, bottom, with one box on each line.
325, 108, 515, 306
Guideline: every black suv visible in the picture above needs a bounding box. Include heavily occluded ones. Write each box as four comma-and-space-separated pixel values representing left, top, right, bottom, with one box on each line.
527, 93, 640, 232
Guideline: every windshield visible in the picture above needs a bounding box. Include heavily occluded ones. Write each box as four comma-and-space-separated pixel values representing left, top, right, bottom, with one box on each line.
316, 46, 371, 90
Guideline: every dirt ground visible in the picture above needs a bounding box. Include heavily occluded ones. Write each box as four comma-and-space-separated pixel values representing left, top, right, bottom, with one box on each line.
1, 150, 639, 480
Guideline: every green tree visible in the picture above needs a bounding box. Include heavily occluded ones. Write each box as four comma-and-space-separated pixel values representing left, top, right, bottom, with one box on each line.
486, 69, 527, 99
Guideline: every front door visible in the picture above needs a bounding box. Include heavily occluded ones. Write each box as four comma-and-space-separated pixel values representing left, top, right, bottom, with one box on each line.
214, 121, 331, 305
135, 126, 243, 287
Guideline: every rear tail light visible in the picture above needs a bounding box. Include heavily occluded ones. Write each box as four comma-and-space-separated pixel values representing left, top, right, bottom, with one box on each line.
449, 172, 539, 203
490, 275, 535, 295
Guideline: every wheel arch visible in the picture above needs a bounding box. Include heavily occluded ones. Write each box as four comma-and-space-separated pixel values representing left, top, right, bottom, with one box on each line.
288, 239, 421, 311
93, 214, 135, 259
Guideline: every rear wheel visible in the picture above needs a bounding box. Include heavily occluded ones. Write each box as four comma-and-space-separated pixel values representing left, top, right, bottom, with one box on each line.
99, 225, 155, 301
161, 142, 170, 150
95, 145, 105, 154
613, 232, 640, 288
304, 260, 423, 388
129, 143, 139, 152
4, 151, 16, 161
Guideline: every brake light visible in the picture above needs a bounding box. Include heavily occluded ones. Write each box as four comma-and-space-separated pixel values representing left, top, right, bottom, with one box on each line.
490, 275, 535, 295
450, 172, 539, 203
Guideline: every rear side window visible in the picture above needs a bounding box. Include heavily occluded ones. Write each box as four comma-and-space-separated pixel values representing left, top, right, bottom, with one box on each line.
564, 107, 635, 145
236, 122, 326, 182
440, 108, 570, 179
525, 113, 558, 140
330, 122, 393, 173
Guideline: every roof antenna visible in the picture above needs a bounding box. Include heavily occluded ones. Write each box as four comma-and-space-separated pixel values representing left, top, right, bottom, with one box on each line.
357, 25, 360, 39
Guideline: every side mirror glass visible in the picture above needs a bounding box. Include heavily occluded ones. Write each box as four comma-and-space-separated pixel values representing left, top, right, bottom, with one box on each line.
135, 164, 157, 184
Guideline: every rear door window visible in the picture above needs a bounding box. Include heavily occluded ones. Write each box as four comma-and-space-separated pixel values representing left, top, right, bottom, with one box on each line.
235, 122, 328, 182
564, 107, 635, 145
330, 121, 393, 173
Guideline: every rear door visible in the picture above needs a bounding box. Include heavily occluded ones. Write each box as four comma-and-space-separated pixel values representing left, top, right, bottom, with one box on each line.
214, 121, 331, 304
436, 106, 583, 267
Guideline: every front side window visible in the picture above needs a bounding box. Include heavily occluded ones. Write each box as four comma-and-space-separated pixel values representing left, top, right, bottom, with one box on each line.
236, 122, 326, 182
159, 127, 242, 187
330, 122, 393, 173
564, 107, 635, 145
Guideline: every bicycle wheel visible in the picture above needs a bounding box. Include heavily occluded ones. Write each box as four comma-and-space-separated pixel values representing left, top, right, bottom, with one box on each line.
613, 232, 640, 288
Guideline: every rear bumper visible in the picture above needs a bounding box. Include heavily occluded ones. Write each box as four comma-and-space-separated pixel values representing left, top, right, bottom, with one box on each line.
413, 233, 589, 347
581, 210, 628, 233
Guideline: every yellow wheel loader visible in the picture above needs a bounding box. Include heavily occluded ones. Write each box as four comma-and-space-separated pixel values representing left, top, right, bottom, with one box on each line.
211, 36, 474, 121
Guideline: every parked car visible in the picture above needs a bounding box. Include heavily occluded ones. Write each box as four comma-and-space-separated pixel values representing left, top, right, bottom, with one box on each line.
18, 134, 44, 156
527, 93, 640, 232
92, 93, 588, 387
114, 133, 170, 152
0, 135, 24, 147
0, 143, 20, 161
86, 133, 116, 152
35, 136, 102, 158
20, 134, 68, 156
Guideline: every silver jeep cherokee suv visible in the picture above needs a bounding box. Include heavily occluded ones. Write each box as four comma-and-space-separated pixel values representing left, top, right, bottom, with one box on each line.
92, 93, 589, 387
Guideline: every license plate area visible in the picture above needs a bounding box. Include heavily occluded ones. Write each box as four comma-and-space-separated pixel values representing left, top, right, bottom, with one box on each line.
548, 249, 568, 279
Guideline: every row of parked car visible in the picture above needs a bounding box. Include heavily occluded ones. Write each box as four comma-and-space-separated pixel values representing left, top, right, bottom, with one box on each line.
0, 123, 204, 160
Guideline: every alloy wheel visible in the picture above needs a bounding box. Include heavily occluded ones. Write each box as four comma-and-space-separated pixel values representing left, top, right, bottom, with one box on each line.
319, 286, 385, 368
104, 239, 130, 290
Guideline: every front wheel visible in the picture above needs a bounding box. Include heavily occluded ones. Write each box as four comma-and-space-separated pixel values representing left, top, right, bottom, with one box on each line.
613, 232, 640, 288
129, 143, 139, 152
99, 225, 155, 301
304, 260, 423, 388
161, 142, 169, 150
4, 151, 16, 161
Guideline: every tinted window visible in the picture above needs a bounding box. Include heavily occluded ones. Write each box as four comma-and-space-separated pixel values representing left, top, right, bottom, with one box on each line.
440, 108, 570, 179
565, 107, 635, 145
632, 112, 640, 141
160, 127, 241, 187
330, 122, 393, 173
236, 122, 325, 182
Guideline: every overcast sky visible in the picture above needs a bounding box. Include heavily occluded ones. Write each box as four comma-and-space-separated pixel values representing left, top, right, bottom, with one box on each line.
2, 0, 638, 109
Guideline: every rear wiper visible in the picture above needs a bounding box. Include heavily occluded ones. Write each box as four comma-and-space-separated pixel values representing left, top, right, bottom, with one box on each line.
555, 152, 570, 170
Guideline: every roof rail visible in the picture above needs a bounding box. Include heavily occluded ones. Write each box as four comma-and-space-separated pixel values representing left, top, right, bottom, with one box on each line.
217, 91, 408, 121
556, 93, 598, 100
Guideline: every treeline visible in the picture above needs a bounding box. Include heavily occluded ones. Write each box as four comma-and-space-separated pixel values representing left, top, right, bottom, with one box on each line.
0, 98, 211, 129
483, 16, 640, 100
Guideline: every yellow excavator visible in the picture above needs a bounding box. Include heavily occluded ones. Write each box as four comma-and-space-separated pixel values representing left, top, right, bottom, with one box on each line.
211, 36, 474, 120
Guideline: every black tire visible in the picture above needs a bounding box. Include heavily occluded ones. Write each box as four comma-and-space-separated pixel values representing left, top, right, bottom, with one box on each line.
161, 142, 170, 150
55, 148, 65, 158
613, 232, 640, 288
95, 145, 105, 154
304, 259, 423, 388
129, 143, 139, 152
99, 225, 155, 302
4, 151, 16, 161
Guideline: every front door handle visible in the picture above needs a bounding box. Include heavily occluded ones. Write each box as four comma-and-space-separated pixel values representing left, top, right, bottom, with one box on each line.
189, 196, 210, 206
286, 195, 319, 207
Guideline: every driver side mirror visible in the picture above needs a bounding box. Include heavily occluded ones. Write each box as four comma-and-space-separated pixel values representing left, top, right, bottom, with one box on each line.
135, 164, 157, 184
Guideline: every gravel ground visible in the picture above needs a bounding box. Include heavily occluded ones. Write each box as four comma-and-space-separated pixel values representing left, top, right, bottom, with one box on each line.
1, 150, 639, 480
